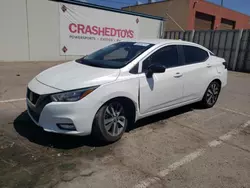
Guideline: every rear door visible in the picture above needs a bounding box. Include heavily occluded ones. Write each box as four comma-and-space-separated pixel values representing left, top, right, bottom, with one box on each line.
180, 45, 213, 102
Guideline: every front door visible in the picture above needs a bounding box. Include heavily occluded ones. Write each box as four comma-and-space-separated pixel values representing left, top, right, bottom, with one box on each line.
139, 45, 184, 114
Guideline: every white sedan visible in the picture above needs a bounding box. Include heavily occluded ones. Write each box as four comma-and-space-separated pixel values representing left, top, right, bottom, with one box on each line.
27, 39, 227, 142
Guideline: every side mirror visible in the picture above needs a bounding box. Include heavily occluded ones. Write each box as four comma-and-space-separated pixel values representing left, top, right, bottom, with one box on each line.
146, 64, 165, 78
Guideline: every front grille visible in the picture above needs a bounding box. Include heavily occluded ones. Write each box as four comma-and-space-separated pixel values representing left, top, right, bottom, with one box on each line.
27, 88, 52, 122
28, 106, 40, 122
27, 88, 40, 105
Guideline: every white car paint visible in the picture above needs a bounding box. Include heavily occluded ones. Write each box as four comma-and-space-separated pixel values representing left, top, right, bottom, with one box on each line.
27, 39, 227, 136
36, 61, 120, 90
139, 66, 183, 114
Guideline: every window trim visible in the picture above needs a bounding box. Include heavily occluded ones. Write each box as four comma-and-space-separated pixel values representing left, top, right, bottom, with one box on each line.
129, 63, 139, 74
140, 45, 183, 73
181, 44, 210, 65
209, 51, 215, 56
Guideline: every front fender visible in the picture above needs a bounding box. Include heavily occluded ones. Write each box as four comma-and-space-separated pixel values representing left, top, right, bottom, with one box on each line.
97, 78, 139, 110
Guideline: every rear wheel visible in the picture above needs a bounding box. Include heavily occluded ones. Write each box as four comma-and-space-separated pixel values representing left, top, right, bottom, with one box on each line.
201, 81, 221, 108
92, 100, 128, 142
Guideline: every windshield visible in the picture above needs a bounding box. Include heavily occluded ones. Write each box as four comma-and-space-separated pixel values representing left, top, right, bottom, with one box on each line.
76, 42, 154, 69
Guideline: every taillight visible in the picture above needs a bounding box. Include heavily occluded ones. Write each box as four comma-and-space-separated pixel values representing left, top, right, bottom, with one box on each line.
222, 62, 227, 69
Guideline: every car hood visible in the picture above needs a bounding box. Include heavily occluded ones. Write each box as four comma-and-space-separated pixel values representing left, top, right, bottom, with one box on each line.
36, 61, 120, 91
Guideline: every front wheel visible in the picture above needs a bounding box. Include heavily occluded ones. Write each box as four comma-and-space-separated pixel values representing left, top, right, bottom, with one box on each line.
200, 81, 221, 108
92, 100, 128, 142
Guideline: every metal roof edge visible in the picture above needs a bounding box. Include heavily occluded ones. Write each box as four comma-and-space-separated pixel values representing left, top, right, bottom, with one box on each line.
50, 0, 165, 20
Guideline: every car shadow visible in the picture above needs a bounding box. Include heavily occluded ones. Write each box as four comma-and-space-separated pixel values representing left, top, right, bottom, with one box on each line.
13, 111, 108, 150
14, 104, 200, 149
128, 103, 197, 131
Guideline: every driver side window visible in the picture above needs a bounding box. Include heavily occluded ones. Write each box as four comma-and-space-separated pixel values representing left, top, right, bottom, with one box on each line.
142, 45, 179, 72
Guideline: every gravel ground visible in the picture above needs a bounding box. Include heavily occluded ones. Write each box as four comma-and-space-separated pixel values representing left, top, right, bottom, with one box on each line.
0, 62, 250, 188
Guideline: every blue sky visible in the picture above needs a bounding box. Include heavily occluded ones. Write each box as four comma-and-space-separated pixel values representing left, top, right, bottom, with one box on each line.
78, 0, 250, 15
208, 0, 250, 15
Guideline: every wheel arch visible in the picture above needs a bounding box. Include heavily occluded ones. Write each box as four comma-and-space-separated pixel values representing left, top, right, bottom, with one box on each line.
205, 77, 222, 91
103, 96, 137, 123
200, 78, 222, 101
91, 95, 138, 133
212, 78, 222, 87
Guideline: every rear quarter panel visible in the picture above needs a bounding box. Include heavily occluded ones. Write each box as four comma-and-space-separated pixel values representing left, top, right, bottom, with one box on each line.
209, 56, 228, 87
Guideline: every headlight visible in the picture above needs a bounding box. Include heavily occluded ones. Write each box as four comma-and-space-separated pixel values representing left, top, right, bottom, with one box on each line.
51, 86, 98, 102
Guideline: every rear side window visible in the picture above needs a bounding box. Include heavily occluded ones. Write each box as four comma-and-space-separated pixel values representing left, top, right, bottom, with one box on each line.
183, 45, 209, 64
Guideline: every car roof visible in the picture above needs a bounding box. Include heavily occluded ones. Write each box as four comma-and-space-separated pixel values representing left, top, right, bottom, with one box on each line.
132, 39, 208, 50
135, 39, 195, 45
134, 39, 180, 44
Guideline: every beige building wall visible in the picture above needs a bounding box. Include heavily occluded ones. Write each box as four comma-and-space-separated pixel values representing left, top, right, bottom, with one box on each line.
0, 0, 82, 62
27, 0, 66, 61
0, 0, 29, 61
0, 0, 163, 62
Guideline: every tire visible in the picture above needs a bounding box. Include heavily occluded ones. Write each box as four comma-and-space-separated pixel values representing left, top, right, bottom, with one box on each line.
200, 80, 221, 108
92, 100, 128, 143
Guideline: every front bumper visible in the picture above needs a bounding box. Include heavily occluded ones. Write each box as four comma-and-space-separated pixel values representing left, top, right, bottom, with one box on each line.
27, 98, 96, 136
26, 87, 98, 136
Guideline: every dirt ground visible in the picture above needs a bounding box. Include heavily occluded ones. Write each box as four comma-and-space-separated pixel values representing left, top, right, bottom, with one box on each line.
0, 61, 250, 188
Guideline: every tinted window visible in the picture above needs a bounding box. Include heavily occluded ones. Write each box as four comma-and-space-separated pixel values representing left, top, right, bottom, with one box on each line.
183, 46, 208, 64
76, 42, 154, 69
142, 45, 179, 71
104, 48, 128, 60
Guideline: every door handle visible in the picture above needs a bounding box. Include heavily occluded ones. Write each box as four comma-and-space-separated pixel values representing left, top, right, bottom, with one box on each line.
207, 64, 212, 68
174, 72, 183, 78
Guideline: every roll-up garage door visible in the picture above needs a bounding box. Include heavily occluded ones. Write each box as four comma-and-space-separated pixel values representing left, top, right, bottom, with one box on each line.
195, 12, 215, 30
219, 18, 235, 30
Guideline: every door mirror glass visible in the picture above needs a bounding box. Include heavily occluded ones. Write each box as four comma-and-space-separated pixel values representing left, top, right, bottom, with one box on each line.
146, 63, 165, 78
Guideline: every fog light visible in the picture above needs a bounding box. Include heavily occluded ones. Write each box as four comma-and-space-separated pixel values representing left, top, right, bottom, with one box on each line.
57, 123, 76, 131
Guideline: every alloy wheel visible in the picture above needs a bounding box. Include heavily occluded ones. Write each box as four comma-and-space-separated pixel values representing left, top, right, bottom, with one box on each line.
206, 82, 220, 106
103, 102, 126, 137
